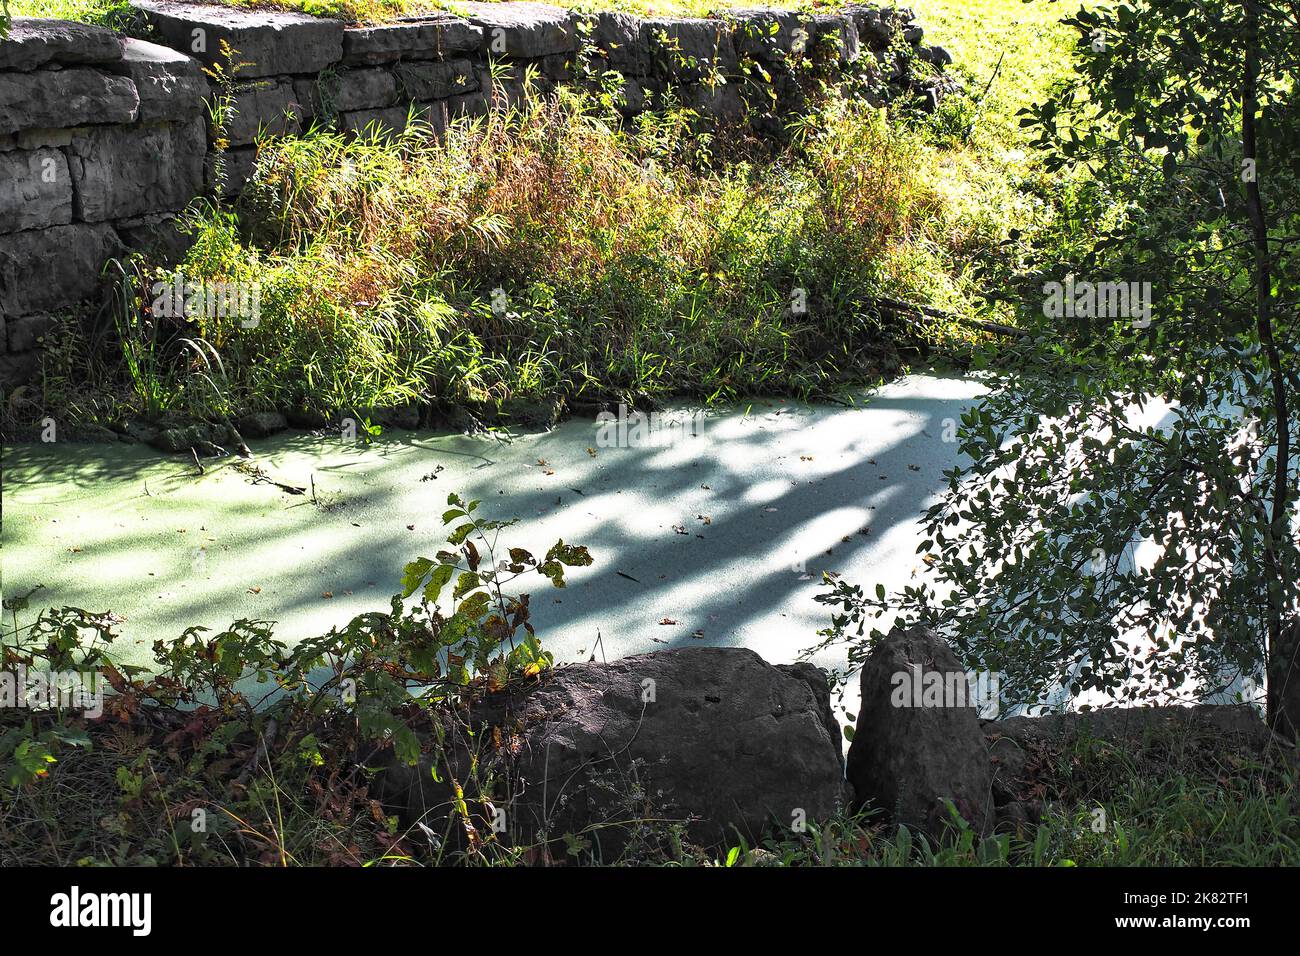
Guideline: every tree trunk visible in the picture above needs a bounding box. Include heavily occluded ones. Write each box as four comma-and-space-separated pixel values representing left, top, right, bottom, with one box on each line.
1242, 0, 1297, 738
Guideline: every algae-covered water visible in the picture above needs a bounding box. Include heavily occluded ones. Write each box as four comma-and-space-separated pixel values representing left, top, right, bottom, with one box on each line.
3, 375, 986, 711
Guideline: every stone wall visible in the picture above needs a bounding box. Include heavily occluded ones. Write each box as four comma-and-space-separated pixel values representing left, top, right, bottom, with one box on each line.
0, 19, 207, 389
0, 3, 951, 391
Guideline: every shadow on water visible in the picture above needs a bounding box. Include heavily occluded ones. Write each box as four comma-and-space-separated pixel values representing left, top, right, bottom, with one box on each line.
3, 376, 987, 690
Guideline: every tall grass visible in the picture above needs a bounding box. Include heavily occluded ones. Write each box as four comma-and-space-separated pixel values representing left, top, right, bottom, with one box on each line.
151, 86, 1005, 420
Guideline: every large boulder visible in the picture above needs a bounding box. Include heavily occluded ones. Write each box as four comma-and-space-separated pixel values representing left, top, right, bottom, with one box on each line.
342, 17, 483, 65
0, 147, 73, 233
372, 647, 846, 856
115, 38, 207, 123
67, 119, 205, 222
0, 17, 124, 72
0, 67, 139, 135
459, 1, 578, 58
0, 223, 124, 315
132, 1, 344, 78
845, 626, 994, 838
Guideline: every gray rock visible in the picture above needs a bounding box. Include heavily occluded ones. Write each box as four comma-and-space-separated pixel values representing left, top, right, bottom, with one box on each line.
394, 59, 478, 101
919, 45, 952, 67
681, 80, 746, 125
236, 410, 287, 438
447, 89, 488, 119
588, 11, 650, 73
207, 145, 258, 198
728, 9, 804, 62
114, 213, 194, 266
806, 14, 860, 65
845, 625, 994, 839
0, 223, 125, 315
15, 127, 76, 149
643, 18, 739, 83
67, 119, 205, 222
982, 704, 1272, 805
414, 100, 449, 139
5, 313, 56, 352
0, 352, 39, 390
844, 5, 893, 50
0, 67, 139, 135
460, 1, 578, 58
311, 68, 399, 114
342, 17, 483, 65
0, 17, 124, 72
115, 37, 207, 122
339, 106, 411, 139
132, 0, 344, 78
0, 148, 73, 233
149, 422, 224, 453
221, 77, 303, 147
372, 647, 846, 853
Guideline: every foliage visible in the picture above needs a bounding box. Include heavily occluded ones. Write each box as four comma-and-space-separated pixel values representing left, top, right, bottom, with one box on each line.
0, 499, 587, 863
815, 0, 1300, 729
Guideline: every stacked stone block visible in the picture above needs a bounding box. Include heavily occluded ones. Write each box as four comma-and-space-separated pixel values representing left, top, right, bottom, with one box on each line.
0, 18, 207, 389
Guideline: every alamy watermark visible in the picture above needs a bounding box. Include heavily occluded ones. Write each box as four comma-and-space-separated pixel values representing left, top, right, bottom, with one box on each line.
1042, 275, 1153, 327
891, 665, 1003, 717
0, 666, 104, 719
596, 403, 706, 449
151, 275, 261, 328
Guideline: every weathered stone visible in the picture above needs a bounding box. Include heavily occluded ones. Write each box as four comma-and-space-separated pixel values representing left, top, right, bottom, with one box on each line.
611, 74, 649, 116
806, 14, 860, 65
339, 106, 411, 139
729, 9, 803, 62
681, 81, 745, 125
207, 146, 258, 198
342, 17, 483, 65
414, 100, 449, 139
0, 352, 39, 390
846, 626, 994, 838
588, 11, 650, 73
0, 67, 139, 135
68, 120, 205, 222
919, 44, 952, 67
643, 18, 739, 83
982, 704, 1272, 806
5, 313, 57, 352
0, 223, 125, 315
149, 422, 225, 453
132, 1, 344, 78
394, 58, 478, 101
373, 647, 846, 852
115, 37, 207, 122
314, 68, 399, 113
844, 4, 893, 50
460, 1, 577, 58
236, 410, 287, 438
447, 89, 488, 119
222, 77, 303, 147
114, 213, 194, 266
15, 127, 75, 150
0, 148, 72, 233
0, 18, 124, 72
